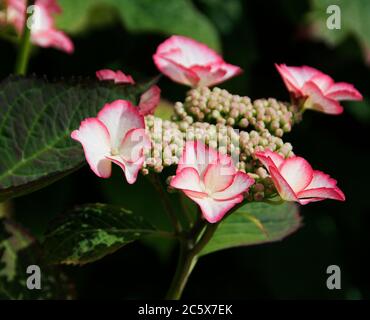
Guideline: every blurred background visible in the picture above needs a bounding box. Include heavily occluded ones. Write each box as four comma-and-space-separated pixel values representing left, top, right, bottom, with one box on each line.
1, 0, 370, 299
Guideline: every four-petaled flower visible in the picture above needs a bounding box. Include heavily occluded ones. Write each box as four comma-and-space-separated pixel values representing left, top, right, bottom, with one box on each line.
96, 69, 161, 116
255, 150, 345, 204
170, 141, 255, 223
153, 35, 242, 87
3, 0, 74, 53
275, 64, 362, 114
71, 100, 151, 184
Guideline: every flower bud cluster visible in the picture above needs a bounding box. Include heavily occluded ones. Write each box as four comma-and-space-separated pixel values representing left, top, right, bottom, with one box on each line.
142, 115, 185, 174
173, 87, 300, 137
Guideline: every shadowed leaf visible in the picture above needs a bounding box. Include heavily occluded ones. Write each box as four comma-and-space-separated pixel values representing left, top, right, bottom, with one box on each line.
56, 0, 220, 50
200, 202, 301, 256
43, 203, 167, 265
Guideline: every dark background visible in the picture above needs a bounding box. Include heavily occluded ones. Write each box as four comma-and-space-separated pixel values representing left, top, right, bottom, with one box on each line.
1, 0, 369, 299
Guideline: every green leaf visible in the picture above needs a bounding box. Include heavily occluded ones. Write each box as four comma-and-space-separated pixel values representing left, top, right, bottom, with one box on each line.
200, 202, 301, 256
0, 219, 73, 299
43, 203, 166, 265
57, 0, 220, 50
197, 0, 243, 34
0, 75, 151, 201
308, 0, 370, 49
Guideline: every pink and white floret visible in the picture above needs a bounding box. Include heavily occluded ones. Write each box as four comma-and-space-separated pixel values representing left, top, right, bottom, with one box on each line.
255, 150, 345, 204
275, 64, 362, 114
170, 141, 255, 223
153, 35, 242, 87
71, 100, 151, 184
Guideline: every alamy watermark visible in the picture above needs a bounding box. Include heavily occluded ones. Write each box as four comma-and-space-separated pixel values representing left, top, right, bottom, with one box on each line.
326, 265, 341, 290
26, 5, 40, 30
26, 265, 41, 290
326, 5, 341, 30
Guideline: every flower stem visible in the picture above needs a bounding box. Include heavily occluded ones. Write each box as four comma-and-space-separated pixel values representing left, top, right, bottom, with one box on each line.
14, 0, 33, 75
165, 243, 197, 300
165, 221, 219, 300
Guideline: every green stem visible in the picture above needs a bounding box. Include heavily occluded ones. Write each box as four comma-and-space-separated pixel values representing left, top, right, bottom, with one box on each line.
190, 214, 206, 240
165, 222, 219, 300
165, 201, 248, 300
192, 222, 219, 255
165, 243, 197, 300
14, 0, 33, 75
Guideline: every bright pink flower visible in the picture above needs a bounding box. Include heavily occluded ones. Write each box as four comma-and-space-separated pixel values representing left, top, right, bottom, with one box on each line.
4, 0, 74, 53
170, 141, 254, 223
275, 64, 362, 115
71, 100, 151, 184
153, 35, 242, 87
96, 69, 135, 84
96, 69, 161, 116
255, 150, 345, 204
